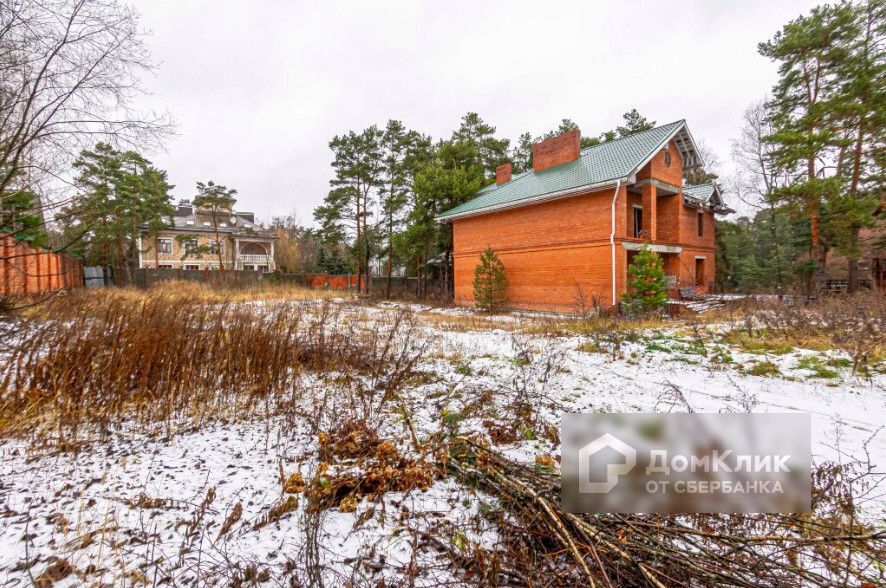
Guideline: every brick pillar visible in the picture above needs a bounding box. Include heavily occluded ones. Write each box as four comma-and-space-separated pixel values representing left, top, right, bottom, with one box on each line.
641, 183, 657, 241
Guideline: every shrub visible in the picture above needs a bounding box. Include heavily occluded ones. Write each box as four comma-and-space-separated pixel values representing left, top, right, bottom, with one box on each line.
473, 246, 508, 312
622, 247, 668, 314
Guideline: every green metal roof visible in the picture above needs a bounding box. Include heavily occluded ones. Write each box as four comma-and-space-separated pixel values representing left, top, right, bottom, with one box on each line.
682, 182, 716, 201
438, 120, 692, 220
683, 181, 732, 213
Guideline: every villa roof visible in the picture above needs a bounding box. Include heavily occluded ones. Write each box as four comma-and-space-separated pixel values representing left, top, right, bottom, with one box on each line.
438, 120, 708, 220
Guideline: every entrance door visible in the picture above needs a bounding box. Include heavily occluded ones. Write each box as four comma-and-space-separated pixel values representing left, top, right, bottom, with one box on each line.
695, 258, 705, 287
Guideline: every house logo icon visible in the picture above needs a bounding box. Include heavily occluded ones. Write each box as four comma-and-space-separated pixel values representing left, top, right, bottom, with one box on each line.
578, 433, 637, 493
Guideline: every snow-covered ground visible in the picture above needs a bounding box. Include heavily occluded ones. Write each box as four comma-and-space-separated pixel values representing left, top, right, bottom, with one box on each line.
1, 300, 883, 585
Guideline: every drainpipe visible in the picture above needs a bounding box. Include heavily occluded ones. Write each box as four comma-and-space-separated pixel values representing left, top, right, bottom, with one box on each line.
609, 180, 622, 308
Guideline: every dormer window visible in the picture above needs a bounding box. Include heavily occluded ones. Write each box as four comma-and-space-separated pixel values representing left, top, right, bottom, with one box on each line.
220, 222, 228, 228
186, 220, 194, 225
203, 221, 211, 227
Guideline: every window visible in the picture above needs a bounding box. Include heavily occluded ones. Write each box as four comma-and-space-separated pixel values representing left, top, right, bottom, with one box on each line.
185, 238, 199, 253
220, 222, 228, 228
157, 238, 172, 254
158, 264, 173, 269
695, 258, 705, 286
203, 221, 211, 227
184, 264, 199, 271
632, 207, 643, 238
664, 151, 672, 167
209, 239, 223, 255
186, 220, 194, 225
697, 212, 704, 237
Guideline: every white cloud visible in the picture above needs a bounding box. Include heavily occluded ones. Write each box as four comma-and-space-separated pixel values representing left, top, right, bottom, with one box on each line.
133, 0, 821, 224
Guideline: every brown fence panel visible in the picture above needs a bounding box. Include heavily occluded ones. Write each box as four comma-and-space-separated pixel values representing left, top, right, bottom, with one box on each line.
0, 235, 84, 297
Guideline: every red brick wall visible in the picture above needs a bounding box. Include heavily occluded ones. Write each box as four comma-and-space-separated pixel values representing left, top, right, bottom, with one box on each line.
636, 140, 684, 185
676, 248, 715, 293
533, 130, 580, 172
453, 185, 627, 312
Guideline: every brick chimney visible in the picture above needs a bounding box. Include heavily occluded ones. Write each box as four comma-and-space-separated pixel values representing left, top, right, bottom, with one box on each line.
533, 129, 580, 172
496, 163, 512, 185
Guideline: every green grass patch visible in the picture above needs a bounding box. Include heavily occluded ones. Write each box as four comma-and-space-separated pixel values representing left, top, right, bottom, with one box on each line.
796, 356, 839, 379
645, 341, 673, 354
454, 362, 474, 377
747, 360, 782, 377
674, 340, 707, 356
710, 348, 733, 365
670, 357, 700, 365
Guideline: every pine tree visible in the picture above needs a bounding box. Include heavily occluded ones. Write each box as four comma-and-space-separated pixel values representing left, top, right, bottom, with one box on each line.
193, 180, 237, 272
378, 120, 432, 297
325, 127, 383, 292
452, 112, 510, 179
622, 247, 668, 314
829, 0, 885, 291
616, 109, 656, 137
473, 246, 508, 312
67, 143, 173, 281
411, 139, 485, 298
758, 2, 857, 291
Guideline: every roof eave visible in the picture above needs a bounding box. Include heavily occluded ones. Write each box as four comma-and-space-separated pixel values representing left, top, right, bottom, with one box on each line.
435, 177, 628, 222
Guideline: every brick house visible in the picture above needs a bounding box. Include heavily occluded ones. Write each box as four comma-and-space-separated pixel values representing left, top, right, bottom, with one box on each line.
437, 120, 731, 312
138, 199, 277, 272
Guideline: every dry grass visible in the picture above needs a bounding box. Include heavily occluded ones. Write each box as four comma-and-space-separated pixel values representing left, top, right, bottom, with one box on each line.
0, 286, 420, 444
23, 279, 344, 316
719, 292, 886, 371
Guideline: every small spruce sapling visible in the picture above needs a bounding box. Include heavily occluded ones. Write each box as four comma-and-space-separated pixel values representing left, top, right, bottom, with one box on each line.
622, 247, 668, 314
473, 246, 508, 312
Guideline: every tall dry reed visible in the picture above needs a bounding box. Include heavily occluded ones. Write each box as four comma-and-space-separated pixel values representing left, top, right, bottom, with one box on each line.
0, 288, 420, 443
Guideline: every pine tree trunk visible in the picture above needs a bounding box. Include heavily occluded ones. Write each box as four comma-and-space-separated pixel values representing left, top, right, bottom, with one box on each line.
117, 234, 131, 285
363, 206, 371, 295
386, 215, 393, 299
808, 153, 825, 293
769, 205, 783, 293
355, 198, 362, 293
848, 254, 859, 293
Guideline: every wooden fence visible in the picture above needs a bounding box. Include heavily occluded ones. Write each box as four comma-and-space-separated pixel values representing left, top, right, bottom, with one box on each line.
0, 235, 83, 296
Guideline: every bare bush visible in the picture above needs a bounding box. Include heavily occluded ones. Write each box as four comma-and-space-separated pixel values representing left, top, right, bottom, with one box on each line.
740, 292, 885, 372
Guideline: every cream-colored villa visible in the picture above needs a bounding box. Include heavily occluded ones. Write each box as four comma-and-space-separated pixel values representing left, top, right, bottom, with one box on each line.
138, 200, 277, 272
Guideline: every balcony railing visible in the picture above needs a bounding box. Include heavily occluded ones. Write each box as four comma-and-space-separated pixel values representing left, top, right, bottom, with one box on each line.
239, 254, 269, 264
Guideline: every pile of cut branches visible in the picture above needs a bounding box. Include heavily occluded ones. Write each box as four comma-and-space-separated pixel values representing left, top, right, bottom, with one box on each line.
443, 438, 885, 587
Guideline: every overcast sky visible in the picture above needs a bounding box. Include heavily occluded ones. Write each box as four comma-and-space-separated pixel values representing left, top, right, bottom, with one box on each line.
133, 0, 821, 224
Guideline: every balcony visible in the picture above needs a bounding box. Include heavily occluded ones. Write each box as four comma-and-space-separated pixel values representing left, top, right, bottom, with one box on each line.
238, 254, 269, 264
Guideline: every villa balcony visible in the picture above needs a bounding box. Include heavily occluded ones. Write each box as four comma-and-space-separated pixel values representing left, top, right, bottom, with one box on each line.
238, 254, 270, 264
